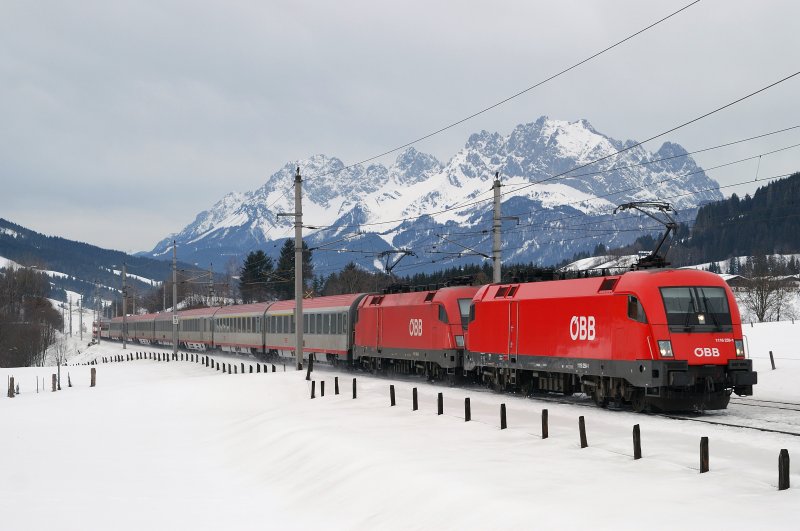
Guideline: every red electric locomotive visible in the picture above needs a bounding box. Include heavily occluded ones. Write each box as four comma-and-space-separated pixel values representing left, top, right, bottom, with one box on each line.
465, 268, 756, 411
353, 285, 480, 379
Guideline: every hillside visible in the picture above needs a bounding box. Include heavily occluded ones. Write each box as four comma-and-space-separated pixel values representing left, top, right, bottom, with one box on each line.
0, 218, 194, 304
688, 172, 800, 261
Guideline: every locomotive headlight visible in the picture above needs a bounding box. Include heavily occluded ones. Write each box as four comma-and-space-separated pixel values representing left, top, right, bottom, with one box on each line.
658, 340, 674, 358
734, 339, 745, 358
455, 335, 465, 348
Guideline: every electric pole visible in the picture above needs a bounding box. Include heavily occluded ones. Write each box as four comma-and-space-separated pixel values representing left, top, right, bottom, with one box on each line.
172, 240, 178, 358
69, 297, 73, 336
294, 167, 304, 371
122, 263, 127, 350
208, 263, 214, 306
79, 295, 83, 341
95, 281, 101, 345
492, 171, 502, 283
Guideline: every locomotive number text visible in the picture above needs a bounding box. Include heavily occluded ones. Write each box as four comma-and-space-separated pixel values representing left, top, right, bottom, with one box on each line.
569, 315, 596, 341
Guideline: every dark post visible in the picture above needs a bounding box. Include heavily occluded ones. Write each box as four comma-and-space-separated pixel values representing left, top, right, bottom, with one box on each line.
7, 376, 14, 398
335, 376, 340, 395
68, 373, 72, 388
305, 359, 311, 381
352, 377, 357, 399
390, 385, 396, 406
633, 424, 642, 460
700, 437, 709, 473
257, 364, 261, 373
437, 392, 443, 415
579, 416, 588, 448
223, 364, 226, 373
321, 380, 325, 397
311, 380, 316, 399
464, 397, 471, 422
273, 364, 277, 373
234, 366, 237, 374
249, 365, 253, 373
241, 363, 244, 374
770, 351, 776, 370
90, 368, 96, 387
51, 374, 57, 392
779, 449, 790, 490
227, 363, 231, 374
542, 409, 549, 439
500, 403, 507, 430
412, 388, 418, 411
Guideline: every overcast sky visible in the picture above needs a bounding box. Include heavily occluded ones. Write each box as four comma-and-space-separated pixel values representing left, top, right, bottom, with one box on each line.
1, 0, 798, 253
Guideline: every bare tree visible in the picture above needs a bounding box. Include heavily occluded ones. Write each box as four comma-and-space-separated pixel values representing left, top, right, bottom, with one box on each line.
49, 336, 69, 390
740, 277, 797, 322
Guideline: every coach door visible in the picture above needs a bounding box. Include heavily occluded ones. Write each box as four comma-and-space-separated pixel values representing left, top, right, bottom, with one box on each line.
508, 301, 519, 362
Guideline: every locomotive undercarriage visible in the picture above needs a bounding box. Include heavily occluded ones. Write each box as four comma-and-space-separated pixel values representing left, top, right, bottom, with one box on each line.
463, 352, 756, 412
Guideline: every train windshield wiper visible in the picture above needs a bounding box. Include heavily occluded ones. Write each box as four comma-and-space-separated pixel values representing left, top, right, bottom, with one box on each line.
700, 290, 722, 331
684, 293, 696, 331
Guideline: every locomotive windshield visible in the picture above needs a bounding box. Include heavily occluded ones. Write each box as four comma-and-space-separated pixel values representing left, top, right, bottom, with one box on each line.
660, 286, 732, 332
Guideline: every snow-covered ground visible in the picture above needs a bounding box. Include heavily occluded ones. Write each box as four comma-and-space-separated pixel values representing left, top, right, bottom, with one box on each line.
2, 322, 799, 530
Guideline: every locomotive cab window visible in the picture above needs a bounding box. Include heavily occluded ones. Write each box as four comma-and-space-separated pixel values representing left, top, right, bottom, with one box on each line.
661, 287, 732, 332
457, 299, 472, 329
627, 296, 648, 323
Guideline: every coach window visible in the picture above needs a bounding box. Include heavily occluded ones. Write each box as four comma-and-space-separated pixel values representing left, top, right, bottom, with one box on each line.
291, 315, 296, 334
336, 314, 342, 334
343, 313, 348, 333
316, 313, 322, 334
627, 296, 648, 323
322, 314, 329, 334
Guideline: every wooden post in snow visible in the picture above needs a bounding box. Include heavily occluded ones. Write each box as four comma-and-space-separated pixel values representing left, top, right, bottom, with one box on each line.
90, 368, 96, 387
578, 416, 588, 448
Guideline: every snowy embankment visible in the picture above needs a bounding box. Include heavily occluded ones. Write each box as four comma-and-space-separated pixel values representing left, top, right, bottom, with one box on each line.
1, 322, 799, 530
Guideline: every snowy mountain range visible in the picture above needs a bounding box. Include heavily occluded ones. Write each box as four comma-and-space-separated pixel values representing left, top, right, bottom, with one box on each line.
142, 116, 723, 275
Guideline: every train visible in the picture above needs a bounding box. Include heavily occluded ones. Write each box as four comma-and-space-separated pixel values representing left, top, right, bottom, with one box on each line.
104, 268, 756, 412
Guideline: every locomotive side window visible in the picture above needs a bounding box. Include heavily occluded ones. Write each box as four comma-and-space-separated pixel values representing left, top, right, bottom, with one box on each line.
627, 296, 648, 323
438, 305, 448, 324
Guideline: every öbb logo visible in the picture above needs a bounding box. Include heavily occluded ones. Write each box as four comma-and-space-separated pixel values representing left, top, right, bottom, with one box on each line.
694, 347, 720, 357
569, 316, 596, 341
409, 318, 423, 337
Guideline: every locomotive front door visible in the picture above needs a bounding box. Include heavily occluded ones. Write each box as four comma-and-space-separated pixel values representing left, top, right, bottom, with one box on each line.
508, 301, 519, 362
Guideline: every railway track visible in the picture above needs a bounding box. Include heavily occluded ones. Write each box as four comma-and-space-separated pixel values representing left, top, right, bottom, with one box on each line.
659, 413, 800, 437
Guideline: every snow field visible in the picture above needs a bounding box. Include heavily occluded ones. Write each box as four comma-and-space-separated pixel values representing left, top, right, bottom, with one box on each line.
1, 322, 799, 530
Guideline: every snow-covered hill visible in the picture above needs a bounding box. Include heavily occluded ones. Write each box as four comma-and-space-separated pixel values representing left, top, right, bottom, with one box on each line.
143, 117, 723, 273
